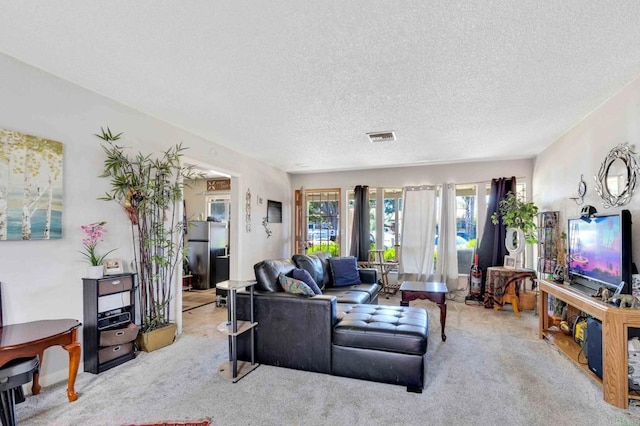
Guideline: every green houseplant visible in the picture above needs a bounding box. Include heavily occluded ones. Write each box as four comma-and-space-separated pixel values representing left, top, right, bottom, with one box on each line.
491, 191, 539, 245
491, 191, 539, 268
96, 127, 194, 351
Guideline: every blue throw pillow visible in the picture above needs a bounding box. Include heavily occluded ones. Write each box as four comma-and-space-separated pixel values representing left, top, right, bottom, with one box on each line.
278, 273, 315, 296
329, 256, 362, 287
292, 268, 322, 295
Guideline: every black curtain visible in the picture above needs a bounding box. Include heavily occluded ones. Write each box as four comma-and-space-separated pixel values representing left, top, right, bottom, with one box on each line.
477, 177, 516, 294
350, 185, 370, 261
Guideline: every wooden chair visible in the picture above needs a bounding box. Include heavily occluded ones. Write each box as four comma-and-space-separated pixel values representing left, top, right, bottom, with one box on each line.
367, 250, 399, 295
0, 283, 39, 426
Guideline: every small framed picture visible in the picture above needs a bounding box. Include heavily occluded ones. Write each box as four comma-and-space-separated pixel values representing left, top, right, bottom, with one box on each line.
103, 258, 124, 275
504, 255, 516, 269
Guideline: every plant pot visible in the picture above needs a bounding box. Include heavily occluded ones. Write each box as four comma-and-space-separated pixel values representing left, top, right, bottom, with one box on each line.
86, 265, 104, 279
135, 323, 177, 352
505, 227, 525, 256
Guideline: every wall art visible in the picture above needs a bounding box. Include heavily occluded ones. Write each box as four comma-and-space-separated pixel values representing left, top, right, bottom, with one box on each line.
245, 188, 251, 232
0, 128, 63, 240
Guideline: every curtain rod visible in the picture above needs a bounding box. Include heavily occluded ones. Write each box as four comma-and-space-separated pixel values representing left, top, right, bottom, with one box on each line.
404, 185, 437, 191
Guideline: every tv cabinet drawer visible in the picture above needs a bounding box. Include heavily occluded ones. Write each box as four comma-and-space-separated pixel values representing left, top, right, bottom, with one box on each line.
98, 275, 133, 296
98, 342, 134, 364
100, 323, 139, 347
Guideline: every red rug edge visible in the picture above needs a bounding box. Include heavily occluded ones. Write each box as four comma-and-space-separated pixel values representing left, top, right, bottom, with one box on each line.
121, 419, 211, 426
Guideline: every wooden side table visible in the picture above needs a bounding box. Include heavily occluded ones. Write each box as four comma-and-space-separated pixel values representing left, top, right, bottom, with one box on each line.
485, 267, 536, 317
0, 319, 81, 402
399, 281, 448, 341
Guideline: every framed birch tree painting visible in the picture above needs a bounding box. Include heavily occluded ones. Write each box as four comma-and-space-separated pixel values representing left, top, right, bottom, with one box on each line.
0, 128, 63, 240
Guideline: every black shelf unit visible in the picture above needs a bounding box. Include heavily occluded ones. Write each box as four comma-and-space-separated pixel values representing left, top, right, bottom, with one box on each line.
83, 273, 137, 374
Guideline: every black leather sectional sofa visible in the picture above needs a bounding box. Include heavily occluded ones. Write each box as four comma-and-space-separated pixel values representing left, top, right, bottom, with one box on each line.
236, 252, 429, 392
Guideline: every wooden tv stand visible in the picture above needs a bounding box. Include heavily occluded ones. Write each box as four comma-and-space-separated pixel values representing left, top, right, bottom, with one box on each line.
539, 279, 640, 408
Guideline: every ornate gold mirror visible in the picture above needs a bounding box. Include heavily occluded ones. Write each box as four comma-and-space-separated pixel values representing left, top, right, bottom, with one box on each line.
594, 143, 639, 208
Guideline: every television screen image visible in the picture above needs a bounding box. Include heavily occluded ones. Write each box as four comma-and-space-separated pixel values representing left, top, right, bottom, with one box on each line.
567, 209, 632, 294
568, 215, 621, 286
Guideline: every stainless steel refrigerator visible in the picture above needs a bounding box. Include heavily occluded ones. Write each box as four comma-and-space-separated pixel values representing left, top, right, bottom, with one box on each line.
186, 221, 229, 290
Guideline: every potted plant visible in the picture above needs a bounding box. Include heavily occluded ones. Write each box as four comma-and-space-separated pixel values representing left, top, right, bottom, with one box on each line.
491, 191, 539, 261
96, 127, 194, 352
80, 221, 116, 278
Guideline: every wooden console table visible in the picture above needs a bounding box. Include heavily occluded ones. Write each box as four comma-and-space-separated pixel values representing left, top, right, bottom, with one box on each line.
0, 318, 81, 402
539, 279, 640, 408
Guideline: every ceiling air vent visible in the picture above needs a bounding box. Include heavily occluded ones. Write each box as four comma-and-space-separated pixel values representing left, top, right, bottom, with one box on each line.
367, 131, 396, 143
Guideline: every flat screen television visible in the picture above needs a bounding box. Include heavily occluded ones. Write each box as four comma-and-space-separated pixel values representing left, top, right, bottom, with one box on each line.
567, 209, 633, 295
267, 200, 282, 223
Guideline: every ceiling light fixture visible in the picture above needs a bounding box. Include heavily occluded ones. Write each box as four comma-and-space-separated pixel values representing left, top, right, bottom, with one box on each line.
367, 131, 396, 143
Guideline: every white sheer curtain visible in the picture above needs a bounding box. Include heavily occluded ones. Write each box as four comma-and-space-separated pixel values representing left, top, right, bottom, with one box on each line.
398, 185, 438, 282
434, 183, 459, 292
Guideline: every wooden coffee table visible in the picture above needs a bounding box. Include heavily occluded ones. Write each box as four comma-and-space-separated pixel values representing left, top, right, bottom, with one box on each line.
399, 281, 448, 341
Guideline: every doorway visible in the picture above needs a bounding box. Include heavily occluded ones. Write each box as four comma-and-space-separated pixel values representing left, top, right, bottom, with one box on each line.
179, 160, 239, 337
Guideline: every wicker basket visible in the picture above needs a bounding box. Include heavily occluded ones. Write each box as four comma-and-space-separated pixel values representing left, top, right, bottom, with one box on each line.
519, 290, 536, 311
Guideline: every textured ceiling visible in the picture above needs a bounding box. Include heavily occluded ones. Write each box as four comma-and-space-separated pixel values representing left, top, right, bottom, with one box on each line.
1, 2, 640, 174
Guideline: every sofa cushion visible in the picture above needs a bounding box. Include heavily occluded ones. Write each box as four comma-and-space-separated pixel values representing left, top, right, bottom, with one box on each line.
330, 283, 379, 304
254, 259, 296, 292
292, 253, 331, 289
329, 257, 362, 287
278, 274, 315, 296
315, 252, 333, 287
292, 268, 322, 295
333, 305, 428, 355
322, 288, 370, 304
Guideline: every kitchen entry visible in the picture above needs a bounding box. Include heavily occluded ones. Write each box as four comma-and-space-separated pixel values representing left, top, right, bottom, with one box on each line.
183, 178, 231, 302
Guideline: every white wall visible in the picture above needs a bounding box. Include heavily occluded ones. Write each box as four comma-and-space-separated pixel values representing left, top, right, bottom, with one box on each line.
0, 53, 290, 385
533, 74, 640, 268
291, 159, 534, 190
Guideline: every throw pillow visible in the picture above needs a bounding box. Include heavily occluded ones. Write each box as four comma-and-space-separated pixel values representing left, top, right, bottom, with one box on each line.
278, 273, 315, 296
328, 256, 362, 287
292, 268, 323, 295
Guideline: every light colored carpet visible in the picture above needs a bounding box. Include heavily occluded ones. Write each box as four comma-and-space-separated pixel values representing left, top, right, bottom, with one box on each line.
16, 300, 640, 426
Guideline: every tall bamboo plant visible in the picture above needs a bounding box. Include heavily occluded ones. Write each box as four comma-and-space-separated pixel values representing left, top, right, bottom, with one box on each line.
96, 128, 194, 332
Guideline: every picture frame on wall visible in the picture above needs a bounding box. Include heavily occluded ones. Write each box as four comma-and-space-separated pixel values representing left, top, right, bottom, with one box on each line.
103, 258, 124, 275
503, 255, 516, 269
0, 128, 64, 240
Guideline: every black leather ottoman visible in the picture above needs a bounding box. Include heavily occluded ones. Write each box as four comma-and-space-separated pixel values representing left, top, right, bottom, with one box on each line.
331, 305, 428, 392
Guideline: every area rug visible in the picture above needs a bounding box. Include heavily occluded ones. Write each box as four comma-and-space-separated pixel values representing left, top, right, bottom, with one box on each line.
122, 419, 210, 426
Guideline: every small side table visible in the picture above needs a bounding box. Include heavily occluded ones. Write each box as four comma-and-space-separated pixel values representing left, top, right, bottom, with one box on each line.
399, 281, 448, 341
215, 280, 259, 382
485, 267, 537, 318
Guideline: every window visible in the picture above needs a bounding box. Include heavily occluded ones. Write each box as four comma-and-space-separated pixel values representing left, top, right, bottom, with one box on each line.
456, 184, 476, 248
304, 189, 340, 256
207, 195, 230, 222
383, 189, 402, 261
347, 187, 402, 261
